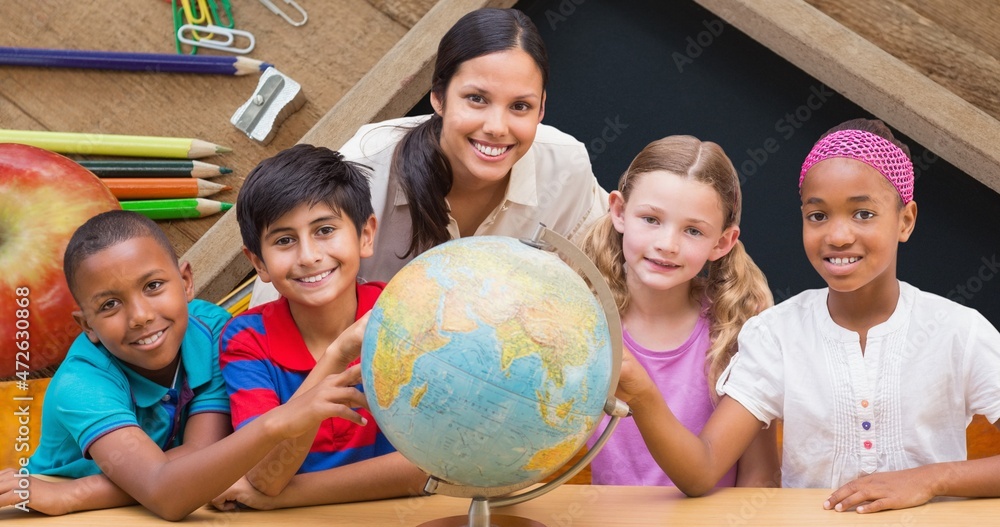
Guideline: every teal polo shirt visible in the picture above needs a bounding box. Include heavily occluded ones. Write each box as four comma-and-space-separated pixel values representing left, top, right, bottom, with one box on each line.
28, 300, 231, 478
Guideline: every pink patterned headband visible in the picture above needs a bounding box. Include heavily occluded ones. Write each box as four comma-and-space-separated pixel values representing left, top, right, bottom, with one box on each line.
799, 129, 914, 203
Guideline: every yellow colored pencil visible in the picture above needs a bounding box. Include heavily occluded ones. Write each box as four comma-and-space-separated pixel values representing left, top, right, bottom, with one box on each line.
0, 129, 231, 159
217, 276, 256, 316
226, 294, 252, 316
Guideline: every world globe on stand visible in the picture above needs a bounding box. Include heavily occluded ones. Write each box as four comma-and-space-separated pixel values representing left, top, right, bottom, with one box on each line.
360, 235, 614, 493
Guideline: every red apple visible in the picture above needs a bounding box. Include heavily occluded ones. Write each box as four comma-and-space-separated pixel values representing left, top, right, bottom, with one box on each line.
1, 143, 120, 379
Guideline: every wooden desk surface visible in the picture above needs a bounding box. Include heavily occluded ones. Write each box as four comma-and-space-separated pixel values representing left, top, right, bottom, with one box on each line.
1, 485, 997, 526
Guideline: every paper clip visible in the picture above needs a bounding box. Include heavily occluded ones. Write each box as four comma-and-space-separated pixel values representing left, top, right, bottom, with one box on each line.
258, 0, 308, 27
172, 0, 235, 54
177, 24, 256, 54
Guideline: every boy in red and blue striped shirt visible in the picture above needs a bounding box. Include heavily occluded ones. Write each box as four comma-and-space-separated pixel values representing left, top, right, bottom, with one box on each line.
215, 145, 426, 510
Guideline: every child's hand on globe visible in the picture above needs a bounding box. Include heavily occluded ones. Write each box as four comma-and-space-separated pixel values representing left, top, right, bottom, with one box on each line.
614, 347, 656, 409
320, 312, 371, 374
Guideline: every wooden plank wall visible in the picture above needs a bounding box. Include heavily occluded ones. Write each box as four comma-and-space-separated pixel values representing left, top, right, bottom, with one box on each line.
806, 0, 1000, 122
1, 0, 435, 263
694, 0, 1000, 193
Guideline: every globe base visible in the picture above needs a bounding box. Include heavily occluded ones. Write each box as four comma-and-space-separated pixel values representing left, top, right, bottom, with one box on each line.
418, 498, 547, 527
418, 514, 547, 527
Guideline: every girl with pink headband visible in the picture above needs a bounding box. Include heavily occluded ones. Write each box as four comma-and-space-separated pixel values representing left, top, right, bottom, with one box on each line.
613, 118, 1000, 513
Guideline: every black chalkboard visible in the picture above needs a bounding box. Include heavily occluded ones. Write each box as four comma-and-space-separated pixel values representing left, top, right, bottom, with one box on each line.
413, 1, 1000, 327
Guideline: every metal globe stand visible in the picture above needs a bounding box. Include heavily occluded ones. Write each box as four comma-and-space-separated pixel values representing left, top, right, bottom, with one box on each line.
417, 224, 630, 527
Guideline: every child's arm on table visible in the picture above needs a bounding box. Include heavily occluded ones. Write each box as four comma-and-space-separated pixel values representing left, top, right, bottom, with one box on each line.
79, 365, 365, 521
0, 411, 234, 515
826, 445, 1000, 513
0, 472, 133, 515
829, 314, 1000, 513
617, 347, 764, 496
212, 451, 428, 510
735, 423, 781, 487
236, 314, 370, 497
0, 470, 130, 515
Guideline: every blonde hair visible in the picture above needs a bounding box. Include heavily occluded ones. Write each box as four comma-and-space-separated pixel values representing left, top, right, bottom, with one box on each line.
582, 136, 773, 400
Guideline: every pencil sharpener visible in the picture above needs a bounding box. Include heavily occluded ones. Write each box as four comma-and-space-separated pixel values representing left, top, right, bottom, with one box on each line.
231, 67, 305, 145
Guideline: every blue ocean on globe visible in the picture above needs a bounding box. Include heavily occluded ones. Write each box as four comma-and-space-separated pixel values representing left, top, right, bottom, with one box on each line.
361, 236, 612, 488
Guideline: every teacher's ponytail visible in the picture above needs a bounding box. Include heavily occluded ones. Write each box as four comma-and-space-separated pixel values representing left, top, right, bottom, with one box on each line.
391, 115, 452, 257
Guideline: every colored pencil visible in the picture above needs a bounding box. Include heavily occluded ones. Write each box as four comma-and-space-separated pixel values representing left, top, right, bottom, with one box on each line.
0, 46, 272, 76
0, 130, 231, 159
101, 178, 232, 200
217, 276, 256, 316
225, 294, 252, 316
120, 198, 233, 220
78, 160, 232, 178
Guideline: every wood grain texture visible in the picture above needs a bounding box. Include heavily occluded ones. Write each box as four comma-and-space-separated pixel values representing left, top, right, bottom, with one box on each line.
806, 0, 1000, 121
693, 0, 1000, 193
1, 1, 416, 263
893, 0, 1000, 61
0, 379, 48, 470
3, 485, 1000, 525
182, 0, 516, 301
365, 0, 440, 28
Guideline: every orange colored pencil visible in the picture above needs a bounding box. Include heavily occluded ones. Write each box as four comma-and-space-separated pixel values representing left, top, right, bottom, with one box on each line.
100, 178, 231, 200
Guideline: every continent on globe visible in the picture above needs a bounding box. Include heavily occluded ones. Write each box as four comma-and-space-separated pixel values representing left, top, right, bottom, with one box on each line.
361, 236, 613, 489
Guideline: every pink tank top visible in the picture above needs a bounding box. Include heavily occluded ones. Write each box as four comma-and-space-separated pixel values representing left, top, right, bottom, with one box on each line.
589, 313, 738, 487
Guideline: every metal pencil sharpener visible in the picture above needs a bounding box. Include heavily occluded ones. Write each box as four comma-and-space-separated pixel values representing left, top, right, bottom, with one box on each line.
231, 67, 305, 145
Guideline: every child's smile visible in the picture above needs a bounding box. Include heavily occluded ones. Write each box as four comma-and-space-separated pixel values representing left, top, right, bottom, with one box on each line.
252, 202, 373, 309
800, 157, 915, 295
132, 328, 167, 348
611, 171, 732, 298
72, 236, 194, 383
295, 268, 333, 285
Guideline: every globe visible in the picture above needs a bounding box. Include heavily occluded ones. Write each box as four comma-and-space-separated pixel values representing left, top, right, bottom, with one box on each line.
360, 235, 613, 490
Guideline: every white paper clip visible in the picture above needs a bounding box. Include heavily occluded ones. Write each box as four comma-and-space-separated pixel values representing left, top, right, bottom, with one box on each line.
258, 0, 308, 27
177, 24, 256, 55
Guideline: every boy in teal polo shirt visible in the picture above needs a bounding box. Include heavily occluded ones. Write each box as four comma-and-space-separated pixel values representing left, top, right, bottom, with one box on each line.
0, 211, 370, 520
26, 288, 231, 479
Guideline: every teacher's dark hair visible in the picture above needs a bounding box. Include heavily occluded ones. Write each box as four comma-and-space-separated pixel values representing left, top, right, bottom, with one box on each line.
391, 8, 549, 257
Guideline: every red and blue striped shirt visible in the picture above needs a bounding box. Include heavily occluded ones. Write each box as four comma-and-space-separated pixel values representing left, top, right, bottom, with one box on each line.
219, 283, 393, 473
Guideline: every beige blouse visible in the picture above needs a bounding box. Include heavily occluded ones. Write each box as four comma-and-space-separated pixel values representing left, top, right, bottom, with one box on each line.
249, 115, 608, 307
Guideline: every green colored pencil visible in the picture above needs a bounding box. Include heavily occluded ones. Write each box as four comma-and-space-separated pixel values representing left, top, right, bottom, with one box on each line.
78, 160, 232, 178
120, 198, 233, 220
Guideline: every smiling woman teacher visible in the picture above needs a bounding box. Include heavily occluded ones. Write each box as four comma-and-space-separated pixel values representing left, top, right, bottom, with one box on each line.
250, 7, 608, 306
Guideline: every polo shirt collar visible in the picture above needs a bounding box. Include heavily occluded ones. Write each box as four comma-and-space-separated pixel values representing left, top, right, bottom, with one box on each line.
391, 145, 539, 208
119, 317, 212, 408
264, 283, 381, 371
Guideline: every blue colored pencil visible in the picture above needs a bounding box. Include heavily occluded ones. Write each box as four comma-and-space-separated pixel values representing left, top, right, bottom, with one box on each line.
0, 46, 272, 76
